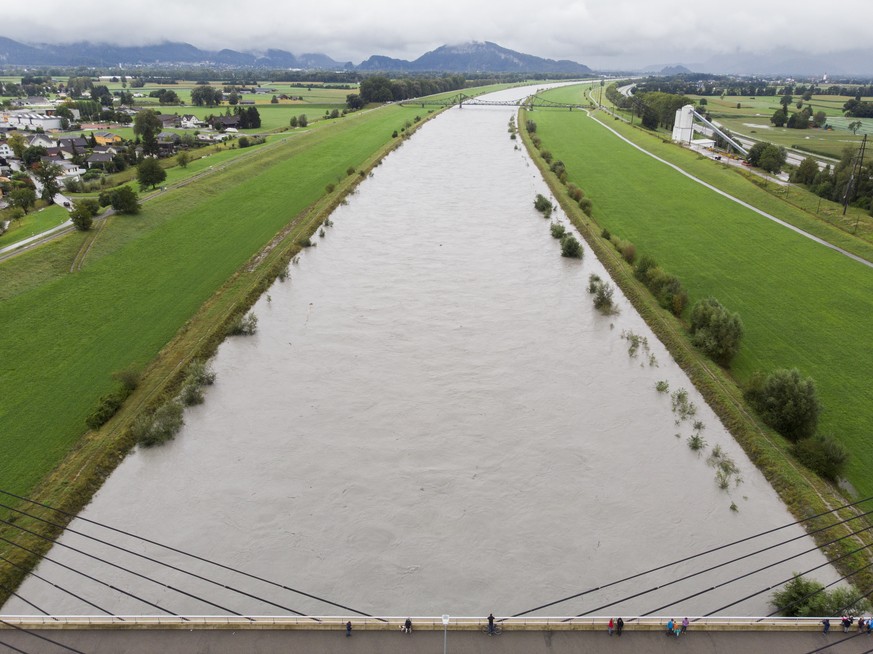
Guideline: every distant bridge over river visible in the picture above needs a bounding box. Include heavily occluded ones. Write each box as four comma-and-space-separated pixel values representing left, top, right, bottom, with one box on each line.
400, 92, 586, 110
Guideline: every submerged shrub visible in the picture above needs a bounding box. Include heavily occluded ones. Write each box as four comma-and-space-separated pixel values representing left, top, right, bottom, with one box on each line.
550, 223, 566, 239
688, 433, 707, 452
622, 330, 650, 359
185, 360, 216, 387
707, 444, 742, 489
655, 380, 670, 393
180, 383, 204, 406
560, 234, 583, 258
587, 274, 615, 314
227, 312, 258, 336
534, 194, 553, 214
136, 400, 185, 447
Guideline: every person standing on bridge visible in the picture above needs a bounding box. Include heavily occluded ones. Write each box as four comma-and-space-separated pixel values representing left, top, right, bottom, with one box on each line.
666, 618, 674, 635
488, 613, 495, 635
681, 617, 689, 634
822, 618, 830, 634
346, 621, 352, 637
608, 617, 614, 636
616, 617, 624, 636
404, 618, 412, 634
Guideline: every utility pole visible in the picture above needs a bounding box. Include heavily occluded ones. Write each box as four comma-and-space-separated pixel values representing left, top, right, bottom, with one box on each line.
842, 134, 867, 225
599, 79, 604, 109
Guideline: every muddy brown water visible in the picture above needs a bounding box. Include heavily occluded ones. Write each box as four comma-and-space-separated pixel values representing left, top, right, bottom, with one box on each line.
4, 85, 838, 618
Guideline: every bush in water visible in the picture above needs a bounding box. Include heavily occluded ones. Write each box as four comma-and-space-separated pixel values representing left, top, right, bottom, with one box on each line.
560, 234, 582, 259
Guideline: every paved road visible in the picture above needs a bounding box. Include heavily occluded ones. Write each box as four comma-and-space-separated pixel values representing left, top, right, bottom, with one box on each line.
1, 627, 871, 654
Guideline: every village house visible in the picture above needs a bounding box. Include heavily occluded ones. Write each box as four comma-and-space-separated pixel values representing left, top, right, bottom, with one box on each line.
26, 134, 57, 149
216, 115, 241, 129
58, 137, 89, 151
180, 114, 207, 129
86, 152, 114, 169
93, 132, 122, 146
157, 115, 180, 129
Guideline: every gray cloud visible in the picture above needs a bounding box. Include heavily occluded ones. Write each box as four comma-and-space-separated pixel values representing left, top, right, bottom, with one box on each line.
6, 0, 873, 69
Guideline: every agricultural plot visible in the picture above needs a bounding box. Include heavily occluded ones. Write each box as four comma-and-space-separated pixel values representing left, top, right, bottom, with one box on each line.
530, 98, 873, 498
685, 94, 866, 159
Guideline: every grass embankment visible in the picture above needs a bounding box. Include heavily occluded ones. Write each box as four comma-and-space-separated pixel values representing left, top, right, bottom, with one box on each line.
519, 99, 873, 587
0, 205, 69, 248
0, 102, 432, 601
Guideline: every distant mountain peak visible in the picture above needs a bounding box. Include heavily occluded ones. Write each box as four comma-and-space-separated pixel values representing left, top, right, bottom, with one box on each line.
360, 41, 591, 74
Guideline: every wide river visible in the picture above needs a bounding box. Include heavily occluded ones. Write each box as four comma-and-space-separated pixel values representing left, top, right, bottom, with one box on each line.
5, 84, 837, 618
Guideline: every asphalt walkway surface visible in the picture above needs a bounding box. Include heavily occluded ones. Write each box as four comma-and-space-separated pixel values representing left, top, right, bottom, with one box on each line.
2, 628, 872, 654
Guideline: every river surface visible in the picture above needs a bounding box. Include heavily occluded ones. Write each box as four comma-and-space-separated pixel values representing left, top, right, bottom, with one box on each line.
5, 85, 838, 618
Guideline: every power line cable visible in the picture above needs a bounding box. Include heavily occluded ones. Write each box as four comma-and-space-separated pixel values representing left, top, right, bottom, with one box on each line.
802, 630, 870, 654
1, 535, 180, 619
0, 502, 312, 619
1, 554, 116, 618
0, 582, 55, 619
837, 585, 873, 615
565, 517, 873, 619
762, 561, 873, 619
0, 489, 377, 619
1, 516, 247, 618
700, 540, 873, 616
0, 619, 84, 654
512, 495, 873, 617
0, 638, 32, 654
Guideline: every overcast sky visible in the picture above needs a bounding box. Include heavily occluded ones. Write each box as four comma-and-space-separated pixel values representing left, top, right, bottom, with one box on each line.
8, 0, 873, 69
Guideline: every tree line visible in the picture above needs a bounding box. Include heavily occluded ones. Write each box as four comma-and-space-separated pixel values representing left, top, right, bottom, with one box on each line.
351, 74, 467, 106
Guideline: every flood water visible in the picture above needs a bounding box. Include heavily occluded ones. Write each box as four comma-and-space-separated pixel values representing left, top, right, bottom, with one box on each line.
5, 85, 839, 618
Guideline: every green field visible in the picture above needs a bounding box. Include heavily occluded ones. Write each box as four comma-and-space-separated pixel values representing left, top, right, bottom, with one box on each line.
684, 93, 868, 158
0, 204, 68, 248
0, 103, 422, 497
534, 88, 873, 498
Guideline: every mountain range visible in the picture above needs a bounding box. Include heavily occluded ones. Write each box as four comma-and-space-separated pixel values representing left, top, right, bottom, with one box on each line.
0, 37, 592, 74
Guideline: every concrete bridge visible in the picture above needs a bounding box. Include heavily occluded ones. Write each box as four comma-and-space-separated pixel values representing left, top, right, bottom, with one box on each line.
2, 615, 871, 653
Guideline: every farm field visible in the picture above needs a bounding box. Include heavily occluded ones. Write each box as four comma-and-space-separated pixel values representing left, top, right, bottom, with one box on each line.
0, 102, 421, 498
533, 88, 873, 499
684, 93, 869, 158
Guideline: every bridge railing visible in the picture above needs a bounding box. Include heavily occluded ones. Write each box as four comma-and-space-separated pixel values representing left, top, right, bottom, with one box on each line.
0, 615, 839, 631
